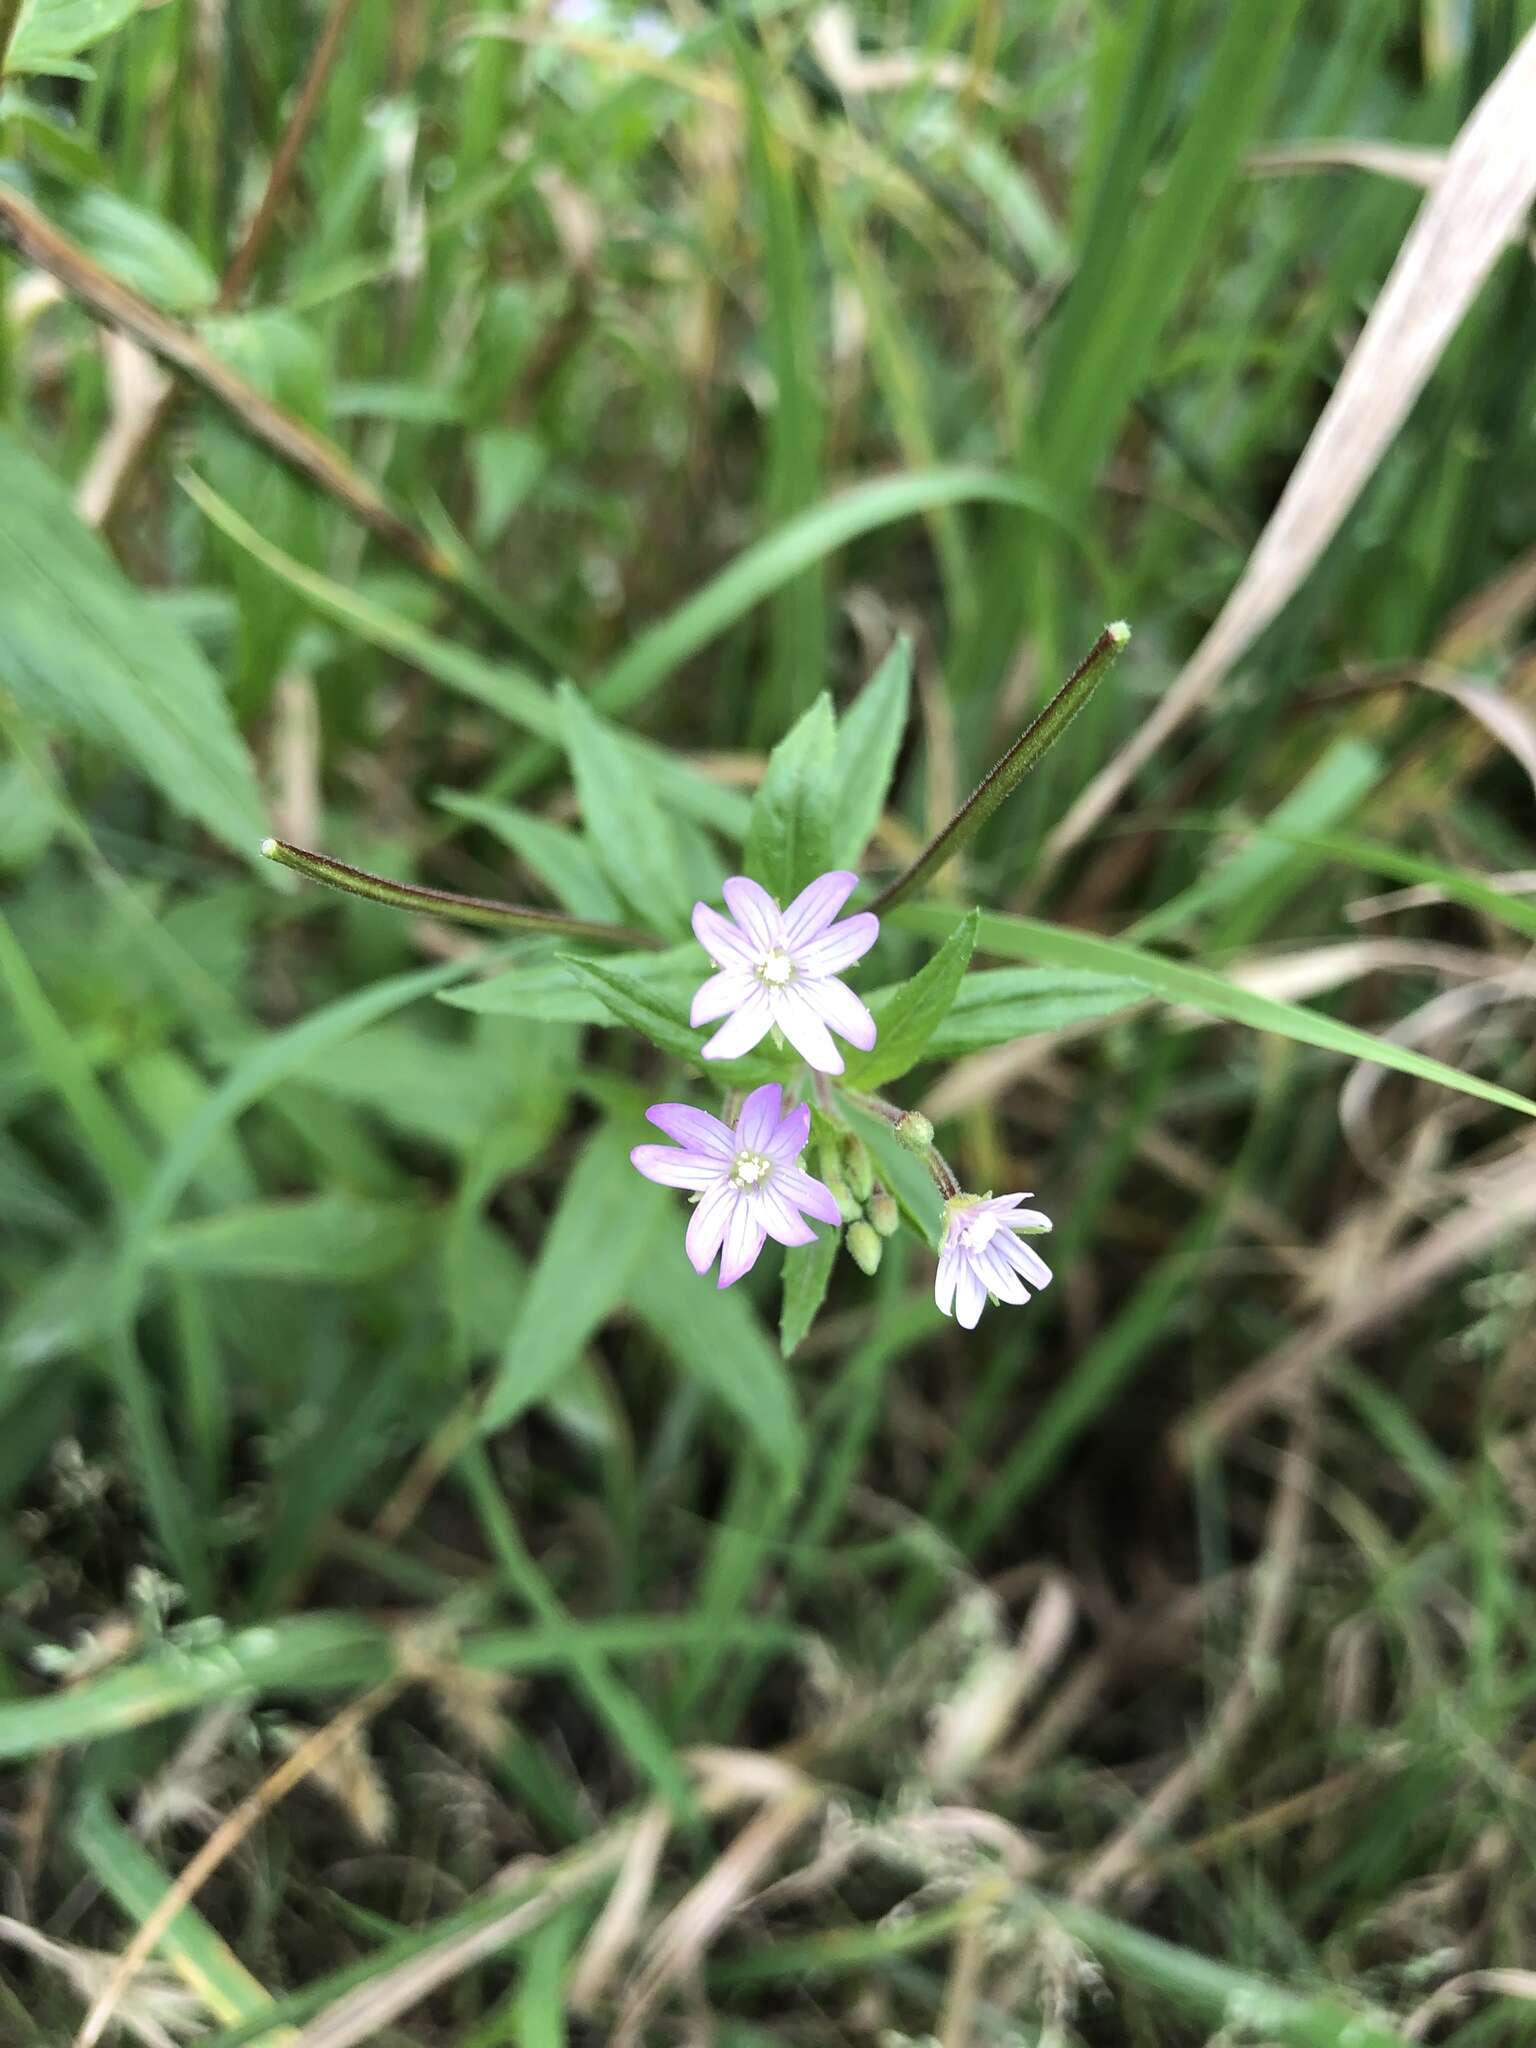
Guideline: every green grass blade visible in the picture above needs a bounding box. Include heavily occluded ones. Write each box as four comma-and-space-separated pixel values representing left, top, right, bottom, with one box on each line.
894, 904, 1536, 1121
593, 468, 1099, 718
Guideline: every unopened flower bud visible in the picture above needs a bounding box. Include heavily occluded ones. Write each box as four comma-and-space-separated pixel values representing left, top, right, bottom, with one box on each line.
824, 1170, 861, 1223
894, 1110, 934, 1154
846, 1220, 882, 1276
841, 1132, 874, 1203
868, 1188, 899, 1237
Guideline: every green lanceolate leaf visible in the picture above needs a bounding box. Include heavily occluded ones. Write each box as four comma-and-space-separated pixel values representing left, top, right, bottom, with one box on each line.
745, 691, 836, 900
920, 968, 1146, 1057
894, 904, 1536, 1121
779, 1230, 839, 1357
559, 954, 783, 1082
594, 467, 1101, 718
630, 1236, 804, 1481
445, 945, 700, 1026
482, 1123, 661, 1431
0, 430, 267, 862
830, 636, 911, 868
558, 683, 693, 937
150, 1195, 431, 1283
559, 954, 706, 1064
843, 910, 978, 1089
6, 0, 145, 74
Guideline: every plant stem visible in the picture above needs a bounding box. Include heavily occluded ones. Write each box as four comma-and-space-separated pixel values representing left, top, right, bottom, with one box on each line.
261, 838, 661, 947
868, 620, 1130, 914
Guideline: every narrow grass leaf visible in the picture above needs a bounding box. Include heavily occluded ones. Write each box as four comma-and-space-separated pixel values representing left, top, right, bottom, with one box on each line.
0, 432, 266, 862
1129, 738, 1384, 945
115, 960, 471, 1325
482, 1124, 661, 1432
181, 471, 749, 839
829, 636, 911, 868
779, 1231, 838, 1358
920, 968, 1146, 1057
1049, 22, 1536, 858
594, 468, 1097, 718
740, 39, 825, 722
445, 946, 699, 1026
895, 904, 1536, 1120
630, 1236, 804, 1482
435, 791, 628, 921
70, 1790, 282, 2034
151, 1196, 431, 1283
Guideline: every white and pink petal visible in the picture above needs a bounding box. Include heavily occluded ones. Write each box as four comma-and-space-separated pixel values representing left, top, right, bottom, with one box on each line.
733, 1082, 784, 1155
692, 900, 757, 970
799, 911, 879, 977
781, 870, 858, 948
630, 1143, 717, 1191
721, 876, 783, 954
645, 1102, 736, 1157
701, 988, 775, 1062
800, 975, 877, 1053
776, 1165, 843, 1227
718, 1201, 767, 1287
690, 969, 753, 1027
686, 1182, 736, 1275
773, 988, 845, 1075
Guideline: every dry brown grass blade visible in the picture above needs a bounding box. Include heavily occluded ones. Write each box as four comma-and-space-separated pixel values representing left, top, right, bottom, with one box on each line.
1405, 1969, 1536, 2038
1071, 1406, 1318, 1907
289, 1750, 804, 2048
80, 0, 365, 533
73, 1679, 404, 2048
923, 1574, 1076, 1790
1348, 869, 1536, 921
0, 1915, 202, 2048
1416, 672, 1536, 799
614, 1771, 825, 2045
1173, 1148, 1536, 1463
568, 1801, 672, 2013
1044, 24, 1536, 864
1248, 139, 1447, 188
0, 184, 457, 591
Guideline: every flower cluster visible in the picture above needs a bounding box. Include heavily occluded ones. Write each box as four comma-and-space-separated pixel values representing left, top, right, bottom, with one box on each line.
631, 870, 1053, 1328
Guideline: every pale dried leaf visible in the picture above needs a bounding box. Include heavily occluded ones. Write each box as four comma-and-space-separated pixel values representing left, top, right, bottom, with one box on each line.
0, 1916, 203, 2048
616, 1777, 824, 2045
568, 1802, 671, 2013
1047, 27, 1536, 861
1417, 672, 1536, 801
1173, 1148, 1536, 1459
1248, 139, 1448, 189
923, 1575, 1076, 1790
274, 1720, 392, 1845
1348, 868, 1536, 921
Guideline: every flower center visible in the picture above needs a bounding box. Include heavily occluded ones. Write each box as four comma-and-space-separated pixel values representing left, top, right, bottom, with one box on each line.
730, 1150, 774, 1190
756, 947, 795, 986
958, 1212, 1001, 1253
945, 1196, 1000, 1255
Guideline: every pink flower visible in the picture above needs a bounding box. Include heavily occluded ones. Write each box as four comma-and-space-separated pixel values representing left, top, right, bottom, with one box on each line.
691, 872, 879, 1075
935, 1193, 1053, 1330
631, 1083, 843, 1287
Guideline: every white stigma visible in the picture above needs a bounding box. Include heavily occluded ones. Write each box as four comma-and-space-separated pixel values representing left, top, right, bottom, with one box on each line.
956, 1210, 1001, 1254
731, 1150, 773, 1189
757, 947, 795, 986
